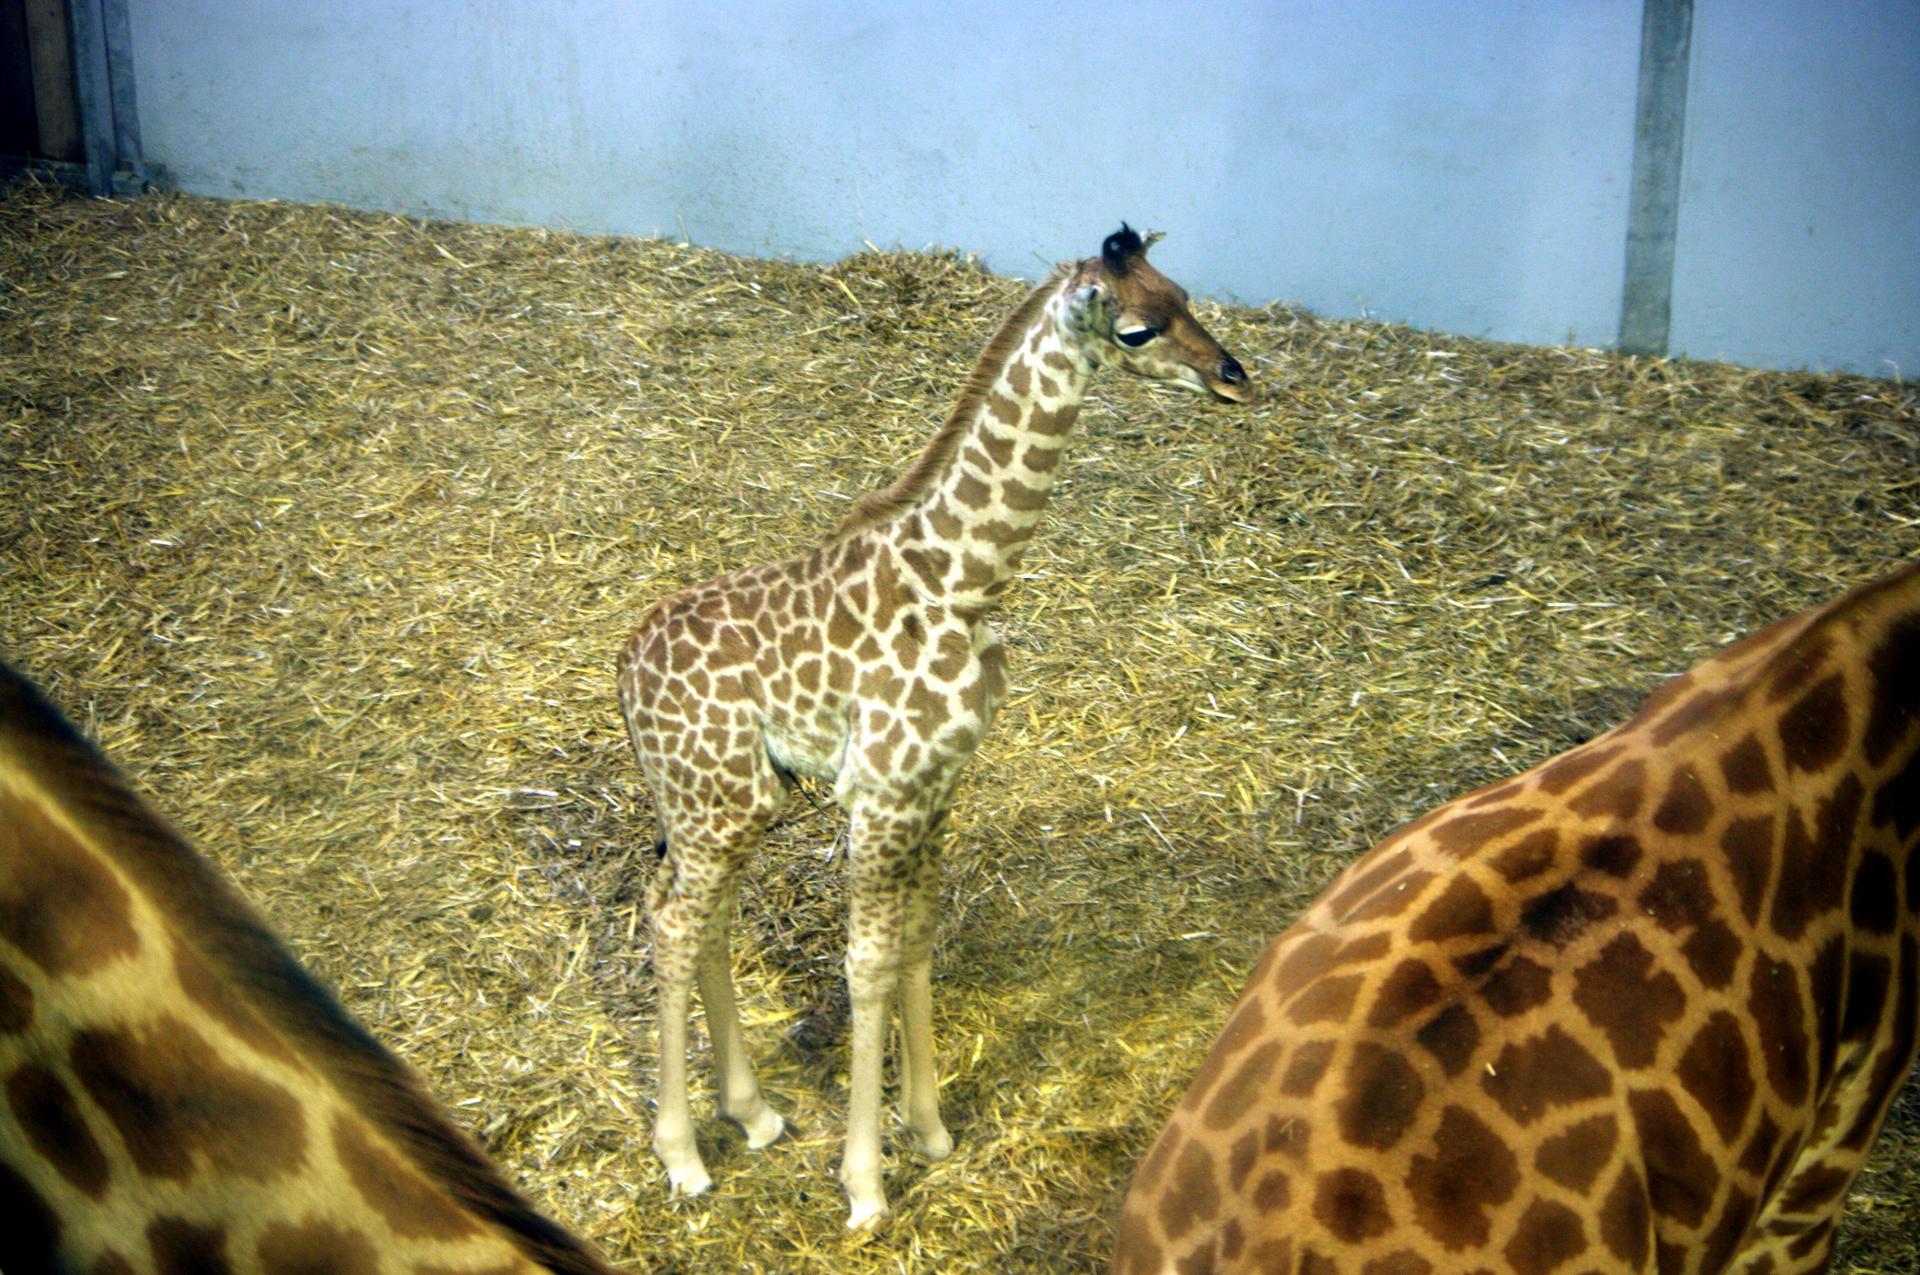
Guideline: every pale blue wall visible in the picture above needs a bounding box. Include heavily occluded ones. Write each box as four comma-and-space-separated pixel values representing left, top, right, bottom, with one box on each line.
125, 1, 1918, 374
1672, 1, 1920, 376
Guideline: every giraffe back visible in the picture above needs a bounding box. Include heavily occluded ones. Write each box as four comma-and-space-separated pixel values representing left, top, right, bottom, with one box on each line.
0, 661, 619, 1275
1112, 561, 1920, 1275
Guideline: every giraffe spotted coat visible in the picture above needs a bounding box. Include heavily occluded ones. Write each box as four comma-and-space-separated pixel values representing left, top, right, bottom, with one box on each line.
0, 661, 620, 1275
1113, 560, 1920, 1275
619, 226, 1254, 1228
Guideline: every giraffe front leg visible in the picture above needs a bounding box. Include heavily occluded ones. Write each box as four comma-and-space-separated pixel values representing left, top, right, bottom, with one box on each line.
696, 881, 786, 1150
898, 823, 951, 1163
839, 802, 931, 1231
646, 838, 738, 1199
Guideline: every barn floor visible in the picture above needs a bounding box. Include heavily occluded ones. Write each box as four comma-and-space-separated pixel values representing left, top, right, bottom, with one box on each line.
1, 180, 1915, 1273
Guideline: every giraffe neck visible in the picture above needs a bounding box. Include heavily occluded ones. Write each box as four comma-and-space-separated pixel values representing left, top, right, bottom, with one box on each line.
893, 279, 1095, 611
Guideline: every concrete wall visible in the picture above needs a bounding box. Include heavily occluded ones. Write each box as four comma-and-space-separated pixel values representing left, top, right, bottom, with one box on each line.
125, 1, 1918, 375
1671, 0, 1920, 376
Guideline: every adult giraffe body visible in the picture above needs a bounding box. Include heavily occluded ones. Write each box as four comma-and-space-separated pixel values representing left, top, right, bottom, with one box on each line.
618, 226, 1255, 1228
1112, 560, 1920, 1275
0, 660, 622, 1275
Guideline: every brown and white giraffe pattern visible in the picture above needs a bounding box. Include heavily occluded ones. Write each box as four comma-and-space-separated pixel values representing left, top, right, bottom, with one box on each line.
617, 227, 1253, 1228
0, 661, 620, 1275
1112, 560, 1920, 1275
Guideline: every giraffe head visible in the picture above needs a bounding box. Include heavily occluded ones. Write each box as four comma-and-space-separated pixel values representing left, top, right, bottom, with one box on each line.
1066, 224, 1256, 404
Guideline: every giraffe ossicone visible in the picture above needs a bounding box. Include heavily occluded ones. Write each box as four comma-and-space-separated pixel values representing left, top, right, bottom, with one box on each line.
0, 660, 623, 1275
618, 225, 1254, 1229
1112, 560, 1920, 1275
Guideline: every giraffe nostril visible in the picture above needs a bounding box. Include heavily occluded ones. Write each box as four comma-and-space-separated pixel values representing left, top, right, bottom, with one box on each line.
1220, 356, 1246, 384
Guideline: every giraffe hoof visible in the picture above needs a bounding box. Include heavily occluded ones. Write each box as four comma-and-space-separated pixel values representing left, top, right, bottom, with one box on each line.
909, 1125, 953, 1162
845, 1197, 893, 1233
664, 1162, 714, 1199
732, 1106, 787, 1150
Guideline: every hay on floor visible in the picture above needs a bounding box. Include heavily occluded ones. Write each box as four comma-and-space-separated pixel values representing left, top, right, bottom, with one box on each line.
1, 178, 1915, 1273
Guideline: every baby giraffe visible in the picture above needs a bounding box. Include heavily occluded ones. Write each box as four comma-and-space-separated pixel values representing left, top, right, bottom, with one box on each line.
618, 226, 1255, 1228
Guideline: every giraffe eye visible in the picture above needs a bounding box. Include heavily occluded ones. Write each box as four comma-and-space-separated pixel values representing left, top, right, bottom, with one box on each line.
1116, 327, 1159, 348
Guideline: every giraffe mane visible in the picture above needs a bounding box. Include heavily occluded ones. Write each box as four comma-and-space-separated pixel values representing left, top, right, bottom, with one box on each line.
0, 662, 620, 1275
830, 265, 1072, 541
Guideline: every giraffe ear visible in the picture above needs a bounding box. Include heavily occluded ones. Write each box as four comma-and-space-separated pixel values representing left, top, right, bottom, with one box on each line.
1068, 282, 1107, 324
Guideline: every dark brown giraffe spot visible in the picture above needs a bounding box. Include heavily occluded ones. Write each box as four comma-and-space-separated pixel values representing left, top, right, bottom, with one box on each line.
1721, 815, 1777, 924
148, 1217, 232, 1275
1535, 743, 1623, 796
1202, 1041, 1284, 1131
1862, 615, 1920, 766
1503, 1199, 1587, 1275
1452, 943, 1507, 980
93, 1251, 137, 1275
1579, 833, 1642, 877
1220, 1220, 1246, 1263
1639, 858, 1714, 930
1336, 1043, 1424, 1150
1873, 752, 1920, 841
255, 1220, 378, 1275
1362, 1254, 1433, 1275
1535, 1112, 1617, 1191
1021, 444, 1063, 474
0, 799, 140, 976
1368, 959, 1445, 1029
1628, 1088, 1719, 1226
1002, 477, 1048, 512
1408, 875, 1495, 944
6, 1064, 110, 1197
1287, 973, 1365, 1025
1415, 1003, 1481, 1077
1313, 1167, 1393, 1242
1519, 882, 1617, 947
1490, 828, 1560, 883
333, 1114, 479, 1240
1480, 954, 1553, 1017
1280, 1039, 1337, 1096
1569, 757, 1647, 820
172, 938, 295, 1064
1700, 1185, 1759, 1273
1131, 1125, 1181, 1198
1681, 919, 1742, 989
1111, 1216, 1164, 1275
1739, 1111, 1784, 1181
1250, 1169, 1291, 1212
1482, 1024, 1611, 1125
1851, 851, 1900, 935
1327, 848, 1414, 920
1264, 1112, 1309, 1158
1807, 935, 1848, 1091
1648, 684, 1742, 746
0, 1161, 63, 1271
1652, 765, 1712, 835
1598, 1164, 1651, 1266
1842, 949, 1893, 1043
1571, 933, 1686, 1069
1720, 732, 1776, 794
1406, 1105, 1519, 1249
0, 965, 31, 1034
1778, 673, 1849, 771
950, 472, 992, 510
1675, 1011, 1756, 1144
1348, 869, 1438, 924
1227, 1127, 1260, 1191
1770, 775, 1863, 942
69, 1014, 307, 1182
1156, 1139, 1221, 1241
1426, 804, 1544, 858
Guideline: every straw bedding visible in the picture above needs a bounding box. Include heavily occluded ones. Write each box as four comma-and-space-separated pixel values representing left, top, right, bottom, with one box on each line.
1, 178, 1915, 1272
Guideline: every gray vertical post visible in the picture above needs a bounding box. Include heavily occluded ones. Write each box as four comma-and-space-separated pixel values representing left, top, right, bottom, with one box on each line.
65, 0, 117, 196
1619, 0, 1694, 357
102, 0, 144, 170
